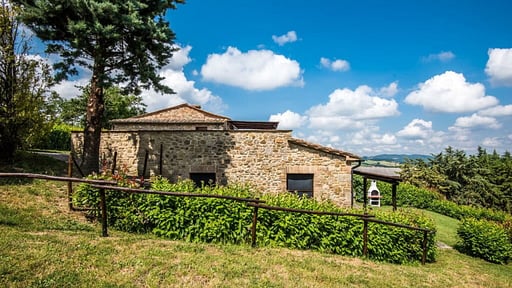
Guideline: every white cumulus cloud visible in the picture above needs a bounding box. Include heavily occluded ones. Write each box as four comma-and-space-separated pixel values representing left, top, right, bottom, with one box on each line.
479, 105, 512, 117
272, 31, 298, 46
166, 45, 193, 70
482, 137, 502, 147
422, 51, 455, 62
269, 110, 307, 130
485, 48, 512, 86
320, 57, 350, 72
50, 45, 225, 113
374, 133, 398, 145
52, 78, 89, 99
405, 71, 498, 113
451, 114, 501, 129
307, 84, 399, 130
397, 119, 434, 140
201, 46, 304, 91
379, 81, 399, 97
141, 45, 226, 113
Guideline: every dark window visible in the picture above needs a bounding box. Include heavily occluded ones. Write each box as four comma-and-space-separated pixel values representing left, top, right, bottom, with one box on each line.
287, 173, 313, 198
195, 126, 207, 131
190, 173, 216, 187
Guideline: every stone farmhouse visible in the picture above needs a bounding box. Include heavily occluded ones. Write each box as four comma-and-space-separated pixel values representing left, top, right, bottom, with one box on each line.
71, 104, 361, 207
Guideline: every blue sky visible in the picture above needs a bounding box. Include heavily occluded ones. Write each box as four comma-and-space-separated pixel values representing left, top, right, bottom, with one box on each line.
53, 0, 512, 156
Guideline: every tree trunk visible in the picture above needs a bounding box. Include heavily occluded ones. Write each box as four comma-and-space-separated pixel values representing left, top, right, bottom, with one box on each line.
81, 72, 104, 175
0, 9, 18, 163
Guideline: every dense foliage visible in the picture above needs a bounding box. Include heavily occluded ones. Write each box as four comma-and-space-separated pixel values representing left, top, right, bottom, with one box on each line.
55, 86, 146, 129
33, 123, 80, 151
374, 181, 511, 223
0, 1, 57, 161
73, 176, 437, 264
365, 178, 512, 264
13, 0, 184, 173
456, 218, 512, 264
401, 146, 512, 213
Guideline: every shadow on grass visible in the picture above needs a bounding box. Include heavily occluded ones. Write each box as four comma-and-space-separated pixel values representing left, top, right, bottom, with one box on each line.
0, 150, 68, 186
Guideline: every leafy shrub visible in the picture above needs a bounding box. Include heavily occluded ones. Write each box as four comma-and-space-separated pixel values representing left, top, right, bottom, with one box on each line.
143, 179, 257, 244
72, 167, 150, 233
456, 218, 512, 264
380, 182, 443, 209
377, 181, 511, 224
371, 209, 437, 263
256, 193, 436, 264
74, 177, 437, 264
34, 123, 80, 151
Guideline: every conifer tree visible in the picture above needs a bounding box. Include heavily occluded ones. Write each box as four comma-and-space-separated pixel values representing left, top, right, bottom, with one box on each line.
13, 0, 184, 173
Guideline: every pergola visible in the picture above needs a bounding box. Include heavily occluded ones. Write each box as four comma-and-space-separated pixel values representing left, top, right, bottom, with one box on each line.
352, 166, 401, 211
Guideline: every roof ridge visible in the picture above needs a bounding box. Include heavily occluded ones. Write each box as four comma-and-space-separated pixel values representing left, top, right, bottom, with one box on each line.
288, 138, 360, 159
113, 103, 231, 121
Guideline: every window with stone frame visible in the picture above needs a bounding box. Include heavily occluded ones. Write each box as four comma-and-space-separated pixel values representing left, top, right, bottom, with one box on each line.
190, 172, 216, 187
287, 173, 314, 198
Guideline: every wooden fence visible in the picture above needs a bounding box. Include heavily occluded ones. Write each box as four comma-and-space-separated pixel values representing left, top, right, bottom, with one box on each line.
0, 172, 434, 264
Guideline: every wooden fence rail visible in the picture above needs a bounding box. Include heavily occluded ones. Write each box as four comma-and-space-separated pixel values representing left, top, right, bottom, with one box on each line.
0, 172, 434, 264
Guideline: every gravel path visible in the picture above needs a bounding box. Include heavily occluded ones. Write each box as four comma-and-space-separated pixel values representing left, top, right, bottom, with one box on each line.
35, 151, 69, 162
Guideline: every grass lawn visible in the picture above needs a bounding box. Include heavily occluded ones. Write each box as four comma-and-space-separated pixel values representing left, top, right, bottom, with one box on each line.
417, 209, 460, 247
1, 152, 511, 287
367, 205, 460, 247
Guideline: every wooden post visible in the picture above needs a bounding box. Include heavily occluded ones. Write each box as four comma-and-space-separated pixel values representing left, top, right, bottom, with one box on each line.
142, 149, 149, 180
159, 143, 163, 176
392, 183, 397, 211
111, 151, 117, 174
100, 188, 108, 237
363, 215, 368, 258
67, 154, 73, 211
251, 200, 259, 247
363, 177, 368, 210
71, 153, 85, 177
422, 230, 428, 265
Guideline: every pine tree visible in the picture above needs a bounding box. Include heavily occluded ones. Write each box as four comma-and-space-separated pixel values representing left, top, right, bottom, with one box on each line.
13, 0, 184, 173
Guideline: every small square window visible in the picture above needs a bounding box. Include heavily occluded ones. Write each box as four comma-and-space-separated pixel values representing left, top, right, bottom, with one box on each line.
190, 173, 216, 187
287, 173, 313, 198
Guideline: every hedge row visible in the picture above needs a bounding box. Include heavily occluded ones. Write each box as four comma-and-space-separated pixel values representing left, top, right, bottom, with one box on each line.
33, 123, 80, 151
456, 218, 512, 264
373, 180, 512, 264
74, 177, 437, 264
377, 182, 511, 223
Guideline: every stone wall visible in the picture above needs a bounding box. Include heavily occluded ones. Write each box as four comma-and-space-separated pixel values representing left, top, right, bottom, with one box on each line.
71, 130, 353, 206
111, 122, 226, 131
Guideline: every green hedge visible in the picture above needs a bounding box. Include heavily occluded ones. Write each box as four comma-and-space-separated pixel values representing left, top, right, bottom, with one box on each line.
34, 123, 80, 151
377, 182, 511, 223
74, 177, 437, 264
456, 218, 512, 264
373, 180, 512, 264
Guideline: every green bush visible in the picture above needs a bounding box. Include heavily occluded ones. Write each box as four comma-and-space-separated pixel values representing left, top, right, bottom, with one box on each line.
380, 182, 443, 209
144, 178, 259, 243
377, 181, 511, 224
372, 209, 437, 263
456, 218, 512, 264
34, 123, 80, 151
73, 177, 437, 264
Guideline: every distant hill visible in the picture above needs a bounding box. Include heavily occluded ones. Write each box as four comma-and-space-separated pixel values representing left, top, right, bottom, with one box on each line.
362, 154, 432, 165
